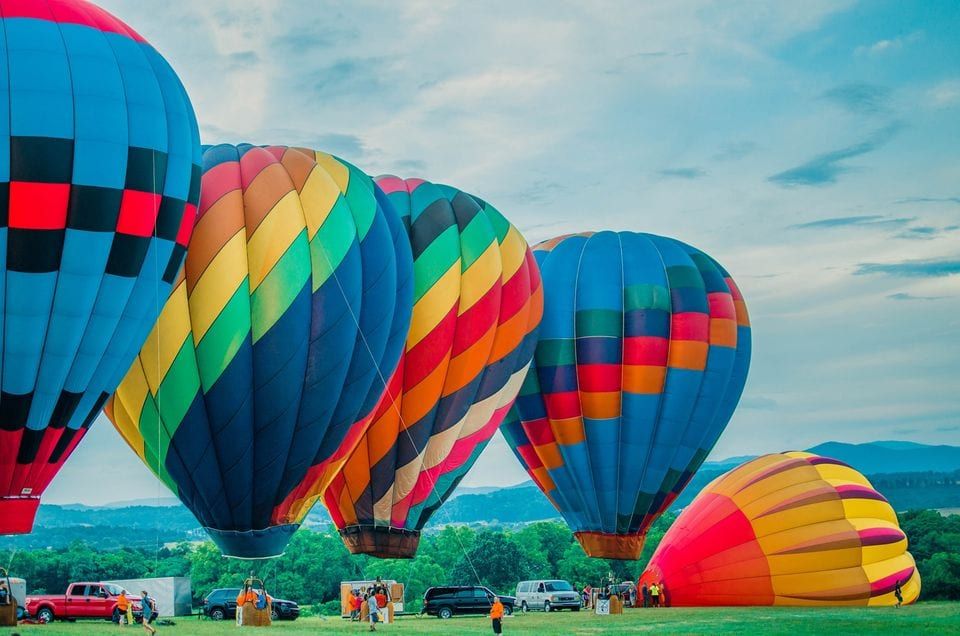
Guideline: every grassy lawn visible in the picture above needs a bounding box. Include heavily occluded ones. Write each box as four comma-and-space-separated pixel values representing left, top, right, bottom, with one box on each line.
6, 603, 958, 635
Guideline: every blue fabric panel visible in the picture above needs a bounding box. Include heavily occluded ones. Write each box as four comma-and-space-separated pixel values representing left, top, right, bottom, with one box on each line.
0, 22, 10, 181
538, 236, 584, 340
4, 271, 57, 399
103, 33, 166, 152
624, 309, 670, 338
63, 274, 134, 393
535, 364, 577, 394
5, 19, 73, 138
576, 337, 621, 365
143, 46, 194, 198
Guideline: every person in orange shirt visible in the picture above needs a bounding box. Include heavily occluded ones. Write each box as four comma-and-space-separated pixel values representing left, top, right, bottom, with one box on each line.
116, 590, 132, 628
374, 589, 387, 619
489, 596, 504, 634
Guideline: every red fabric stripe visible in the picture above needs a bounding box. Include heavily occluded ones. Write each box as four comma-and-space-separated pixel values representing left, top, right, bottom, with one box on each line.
670, 312, 709, 341
198, 162, 239, 217
238, 147, 277, 191
497, 252, 533, 323
523, 418, 557, 446
404, 305, 457, 389
116, 190, 161, 236
177, 203, 197, 245
0, 497, 40, 534
0, 429, 24, 492
0, 0, 145, 42
516, 443, 544, 470
9, 182, 70, 229
451, 284, 500, 357
33, 427, 87, 493
623, 336, 669, 365
543, 391, 582, 419
707, 291, 736, 319
577, 363, 622, 392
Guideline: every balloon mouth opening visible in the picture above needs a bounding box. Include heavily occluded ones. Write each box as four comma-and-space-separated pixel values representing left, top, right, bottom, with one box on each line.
575, 531, 645, 560
205, 524, 300, 559
339, 525, 421, 559
0, 497, 40, 535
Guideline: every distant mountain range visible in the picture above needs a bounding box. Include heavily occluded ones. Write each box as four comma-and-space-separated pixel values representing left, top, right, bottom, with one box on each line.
9, 440, 959, 550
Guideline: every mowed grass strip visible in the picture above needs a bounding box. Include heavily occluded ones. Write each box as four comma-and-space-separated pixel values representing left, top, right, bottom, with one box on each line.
9, 602, 959, 635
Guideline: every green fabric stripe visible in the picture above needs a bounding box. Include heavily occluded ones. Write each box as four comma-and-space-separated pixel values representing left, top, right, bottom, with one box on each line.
535, 339, 576, 367
343, 165, 375, 240
252, 230, 311, 342
485, 204, 511, 242
575, 309, 622, 337
196, 281, 251, 391
413, 225, 460, 302
458, 212, 496, 272
311, 197, 357, 291
624, 284, 671, 311
667, 265, 705, 289
136, 395, 176, 492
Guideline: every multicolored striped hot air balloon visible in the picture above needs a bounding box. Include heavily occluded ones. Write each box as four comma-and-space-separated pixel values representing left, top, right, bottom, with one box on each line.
0, 0, 201, 534
639, 452, 921, 606
502, 232, 751, 559
321, 177, 543, 558
105, 145, 413, 558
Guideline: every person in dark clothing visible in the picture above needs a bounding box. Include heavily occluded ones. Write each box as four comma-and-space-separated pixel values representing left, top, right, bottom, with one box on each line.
894, 580, 903, 608
641, 584, 650, 608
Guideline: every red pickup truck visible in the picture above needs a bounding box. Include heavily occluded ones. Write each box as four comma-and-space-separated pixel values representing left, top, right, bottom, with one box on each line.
26, 582, 143, 623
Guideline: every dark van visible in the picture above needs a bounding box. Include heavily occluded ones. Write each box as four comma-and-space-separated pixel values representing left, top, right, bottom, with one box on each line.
422, 586, 516, 619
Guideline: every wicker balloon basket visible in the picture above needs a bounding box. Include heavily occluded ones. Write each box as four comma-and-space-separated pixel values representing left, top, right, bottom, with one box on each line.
239, 578, 272, 627
0, 568, 16, 627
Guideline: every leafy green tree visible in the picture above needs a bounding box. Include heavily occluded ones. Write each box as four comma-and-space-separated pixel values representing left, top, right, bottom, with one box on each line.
449, 531, 531, 594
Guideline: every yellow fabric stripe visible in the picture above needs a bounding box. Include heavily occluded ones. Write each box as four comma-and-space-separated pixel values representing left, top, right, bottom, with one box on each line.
458, 242, 500, 313
313, 151, 349, 193
139, 282, 192, 392
247, 190, 306, 291
188, 230, 247, 342
498, 226, 526, 281
407, 260, 461, 350
110, 371, 149, 464
298, 165, 341, 240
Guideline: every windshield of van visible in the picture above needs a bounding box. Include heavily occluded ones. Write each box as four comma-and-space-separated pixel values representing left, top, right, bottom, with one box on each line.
544, 581, 573, 592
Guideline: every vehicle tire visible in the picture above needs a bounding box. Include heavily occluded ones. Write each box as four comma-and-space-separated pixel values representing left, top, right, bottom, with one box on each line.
210, 607, 225, 621
573, 606, 581, 612
438, 606, 453, 619
38, 607, 55, 623
521, 601, 528, 613
16, 606, 25, 621
503, 605, 513, 616
544, 601, 551, 613
113, 608, 121, 623
271, 607, 280, 621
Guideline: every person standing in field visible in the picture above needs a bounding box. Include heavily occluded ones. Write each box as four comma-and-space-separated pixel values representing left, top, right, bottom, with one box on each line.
641, 583, 650, 608
139, 591, 156, 635
894, 580, 903, 608
490, 596, 504, 634
116, 590, 130, 627
650, 582, 660, 607
367, 592, 380, 632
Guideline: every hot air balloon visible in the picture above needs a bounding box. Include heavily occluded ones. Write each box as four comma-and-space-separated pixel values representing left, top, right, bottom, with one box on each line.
0, 0, 201, 534
105, 145, 413, 558
501, 232, 751, 559
321, 177, 543, 558
639, 452, 921, 606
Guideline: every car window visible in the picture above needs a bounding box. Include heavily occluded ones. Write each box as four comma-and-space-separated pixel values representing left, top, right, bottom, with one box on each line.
85, 585, 102, 597
545, 581, 573, 592
105, 584, 124, 596
517, 582, 529, 593
455, 590, 474, 599
537, 583, 545, 593
473, 589, 489, 598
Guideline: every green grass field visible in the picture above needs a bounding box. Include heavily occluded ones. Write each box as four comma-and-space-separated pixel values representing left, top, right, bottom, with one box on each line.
6, 603, 959, 635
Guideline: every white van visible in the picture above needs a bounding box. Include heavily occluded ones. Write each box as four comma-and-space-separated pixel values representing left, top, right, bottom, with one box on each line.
515, 580, 581, 612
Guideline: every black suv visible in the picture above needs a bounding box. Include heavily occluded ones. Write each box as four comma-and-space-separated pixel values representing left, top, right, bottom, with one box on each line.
202, 588, 300, 621
423, 586, 516, 619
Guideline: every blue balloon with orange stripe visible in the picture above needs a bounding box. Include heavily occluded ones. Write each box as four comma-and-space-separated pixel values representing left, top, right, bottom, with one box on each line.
501, 232, 751, 559
0, 0, 201, 534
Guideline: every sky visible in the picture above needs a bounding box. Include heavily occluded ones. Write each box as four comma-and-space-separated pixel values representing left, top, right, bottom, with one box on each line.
44, 0, 960, 505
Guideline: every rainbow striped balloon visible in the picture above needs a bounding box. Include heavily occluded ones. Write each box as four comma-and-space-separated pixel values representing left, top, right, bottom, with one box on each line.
321, 177, 543, 558
502, 231, 751, 559
106, 145, 413, 558
640, 452, 921, 606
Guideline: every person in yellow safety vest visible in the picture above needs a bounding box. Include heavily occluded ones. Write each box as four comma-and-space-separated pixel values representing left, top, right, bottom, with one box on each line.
650, 583, 660, 607
489, 596, 504, 635
236, 586, 256, 626
117, 591, 132, 628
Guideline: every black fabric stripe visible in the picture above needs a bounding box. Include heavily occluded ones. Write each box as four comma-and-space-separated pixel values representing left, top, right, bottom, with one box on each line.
16, 427, 45, 464
7, 228, 65, 273
449, 190, 482, 232
105, 233, 150, 278
155, 196, 185, 240
10, 136, 74, 183
48, 427, 78, 464
125, 147, 168, 193
81, 392, 110, 429
0, 181, 8, 227
409, 198, 454, 260
162, 243, 186, 283
49, 391, 83, 429
188, 164, 202, 204
0, 391, 33, 431
68, 185, 122, 232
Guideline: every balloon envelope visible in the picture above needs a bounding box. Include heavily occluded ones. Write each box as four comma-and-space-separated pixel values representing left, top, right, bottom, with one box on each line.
640, 452, 921, 606
502, 231, 751, 559
0, 0, 201, 534
321, 176, 543, 558
106, 145, 413, 558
